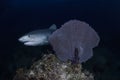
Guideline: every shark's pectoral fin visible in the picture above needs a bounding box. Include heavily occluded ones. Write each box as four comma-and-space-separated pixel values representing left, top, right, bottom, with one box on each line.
49, 24, 57, 30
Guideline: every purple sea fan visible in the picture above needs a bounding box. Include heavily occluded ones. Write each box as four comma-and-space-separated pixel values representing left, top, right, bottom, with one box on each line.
49, 20, 100, 63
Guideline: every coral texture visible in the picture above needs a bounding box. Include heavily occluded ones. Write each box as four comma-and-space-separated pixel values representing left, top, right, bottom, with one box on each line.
13, 54, 94, 80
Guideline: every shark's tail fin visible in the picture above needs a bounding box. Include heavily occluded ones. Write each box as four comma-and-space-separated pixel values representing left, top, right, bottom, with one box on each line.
49, 24, 57, 30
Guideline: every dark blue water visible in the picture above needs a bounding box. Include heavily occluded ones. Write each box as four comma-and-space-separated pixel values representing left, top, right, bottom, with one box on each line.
0, 0, 120, 80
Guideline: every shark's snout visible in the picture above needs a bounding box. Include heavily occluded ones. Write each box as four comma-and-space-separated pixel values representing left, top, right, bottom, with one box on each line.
18, 37, 23, 42
18, 36, 29, 42
18, 35, 48, 46
18, 36, 35, 46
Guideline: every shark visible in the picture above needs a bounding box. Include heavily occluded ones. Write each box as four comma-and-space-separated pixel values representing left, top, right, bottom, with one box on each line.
18, 24, 57, 46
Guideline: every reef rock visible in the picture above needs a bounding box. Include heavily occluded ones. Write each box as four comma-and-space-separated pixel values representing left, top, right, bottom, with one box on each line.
13, 53, 94, 80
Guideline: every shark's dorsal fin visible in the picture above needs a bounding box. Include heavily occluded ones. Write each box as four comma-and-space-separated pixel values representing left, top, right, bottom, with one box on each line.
49, 24, 57, 30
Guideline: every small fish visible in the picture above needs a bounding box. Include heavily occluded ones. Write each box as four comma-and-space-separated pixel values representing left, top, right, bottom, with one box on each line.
18, 24, 57, 46
49, 20, 100, 63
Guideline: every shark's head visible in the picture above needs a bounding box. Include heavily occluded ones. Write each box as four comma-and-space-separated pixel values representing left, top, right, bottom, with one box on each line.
18, 34, 48, 46
18, 24, 57, 46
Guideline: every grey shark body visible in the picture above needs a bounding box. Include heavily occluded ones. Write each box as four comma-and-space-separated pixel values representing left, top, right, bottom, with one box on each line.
18, 24, 57, 46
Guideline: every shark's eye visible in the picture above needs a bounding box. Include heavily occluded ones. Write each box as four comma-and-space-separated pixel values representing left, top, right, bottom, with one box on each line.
28, 35, 34, 38
28, 35, 31, 37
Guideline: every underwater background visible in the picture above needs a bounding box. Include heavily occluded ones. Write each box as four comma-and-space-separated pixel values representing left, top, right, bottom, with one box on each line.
0, 0, 120, 80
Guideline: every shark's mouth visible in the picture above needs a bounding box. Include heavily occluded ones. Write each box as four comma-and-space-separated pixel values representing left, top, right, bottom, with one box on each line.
24, 41, 34, 45
23, 41, 33, 43
23, 41, 29, 43
22, 41, 30, 43
23, 41, 40, 46
22, 40, 34, 43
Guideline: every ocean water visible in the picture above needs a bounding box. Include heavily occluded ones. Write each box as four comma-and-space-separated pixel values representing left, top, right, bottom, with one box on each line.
0, 0, 120, 80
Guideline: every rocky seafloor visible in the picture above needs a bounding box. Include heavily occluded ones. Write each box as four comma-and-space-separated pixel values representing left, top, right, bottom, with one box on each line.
13, 53, 94, 80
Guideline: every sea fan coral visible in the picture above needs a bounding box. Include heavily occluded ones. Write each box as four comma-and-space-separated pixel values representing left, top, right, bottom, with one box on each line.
49, 20, 100, 63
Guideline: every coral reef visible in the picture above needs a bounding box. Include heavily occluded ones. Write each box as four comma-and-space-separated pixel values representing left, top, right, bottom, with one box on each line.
13, 53, 94, 80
